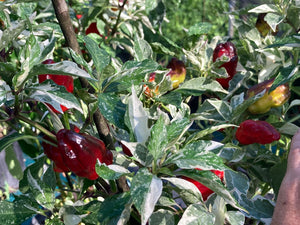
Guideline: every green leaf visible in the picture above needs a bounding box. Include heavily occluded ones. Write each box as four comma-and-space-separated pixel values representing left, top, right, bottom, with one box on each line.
157, 91, 182, 108
30, 60, 92, 79
225, 170, 274, 222
127, 86, 150, 144
191, 99, 232, 122
68, 48, 93, 75
84, 36, 111, 79
103, 59, 160, 93
248, 4, 279, 13
27, 170, 55, 211
0, 79, 13, 107
5, 145, 24, 180
95, 164, 131, 180
212, 144, 246, 163
270, 66, 299, 92
19, 157, 45, 193
188, 22, 212, 36
225, 211, 245, 225
166, 117, 191, 146
28, 80, 83, 113
0, 199, 37, 224
163, 140, 226, 170
98, 192, 132, 225
0, 19, 27, 51
0, 132, 39, 153
186, 124, 236, 144
148, 115, 168, 161
176, 77, 228, 96
163, 177, 202, 203
98, 93, 127, 130
149, 209, 175, 225
178, 169, 243, 211
131, 168, 163, 225
134, 35, 153, 61
42, 164, 57, 191
16, 2, 37, 19
178, 203, 215, 225
264, 13, 284, 32
267, 35, 300, 48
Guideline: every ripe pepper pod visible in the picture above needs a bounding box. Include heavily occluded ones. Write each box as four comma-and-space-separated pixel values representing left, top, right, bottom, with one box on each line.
38, 59, 74, 113
213, 42, 238, 89
42, 135, 70, 173
235, 120, 280, 145
246, 78, 290, 114
54, 129, 113, 180
181, 169, 224, 201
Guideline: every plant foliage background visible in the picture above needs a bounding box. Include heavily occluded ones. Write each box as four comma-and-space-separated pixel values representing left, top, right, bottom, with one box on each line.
0, 0, 300, 224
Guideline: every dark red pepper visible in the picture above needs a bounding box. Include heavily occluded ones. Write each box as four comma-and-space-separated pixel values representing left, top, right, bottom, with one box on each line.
182, 169, 224, 201
43, 129, 113, 180
54, 129, 113, 180
235, 120, 280, 145
42, 135, 70, 173
38, 59, 74, 113
213, 42, 238, 89
85, 22, 101, 36
121, 143, 133, 157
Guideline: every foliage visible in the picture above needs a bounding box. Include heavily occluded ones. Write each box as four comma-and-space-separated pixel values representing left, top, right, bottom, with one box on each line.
0, 0, 299, 224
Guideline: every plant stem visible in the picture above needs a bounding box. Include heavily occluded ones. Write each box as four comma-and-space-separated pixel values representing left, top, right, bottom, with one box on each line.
16, 114, 56, 139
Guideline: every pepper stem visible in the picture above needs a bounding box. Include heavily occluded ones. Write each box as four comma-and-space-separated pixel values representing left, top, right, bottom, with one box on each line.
16, 114, 56, 140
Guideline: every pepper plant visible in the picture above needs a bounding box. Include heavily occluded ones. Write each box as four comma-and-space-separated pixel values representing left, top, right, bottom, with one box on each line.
0, 0, 299, 225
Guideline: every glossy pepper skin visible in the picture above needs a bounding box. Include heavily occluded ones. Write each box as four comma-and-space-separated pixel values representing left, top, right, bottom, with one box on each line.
56, 129, 113, 180
213, 42, 238, 89
235, 120, 280, 145
246, 78, 290, 114
38, 59, 74, 113
42, 135, 70, 173
182, 169, 224, 201
44, 129, 113, 180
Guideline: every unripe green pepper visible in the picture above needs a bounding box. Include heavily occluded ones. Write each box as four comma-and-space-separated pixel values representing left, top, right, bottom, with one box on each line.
246, 78, 290, 114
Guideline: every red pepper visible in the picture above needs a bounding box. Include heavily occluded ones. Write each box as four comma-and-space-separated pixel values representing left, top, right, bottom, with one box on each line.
213, 42, 238, 89
85, 22, 101, 36
121, 143, 133, 157
38, 59, 74, 113
54, 129, 113, 180
182, 169, 224, 201
235, 120, 280, 145
42, 135, 70, 173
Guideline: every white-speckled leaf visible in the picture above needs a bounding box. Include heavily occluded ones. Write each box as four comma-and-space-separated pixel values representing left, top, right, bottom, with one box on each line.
131, 168, 163, 225
178, 203, 215, 225
128, 86, 150, 144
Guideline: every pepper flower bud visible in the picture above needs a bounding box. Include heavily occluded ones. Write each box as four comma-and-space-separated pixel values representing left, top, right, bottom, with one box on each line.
235, 120, 280, 145
246, 78, 290, 114
213, 42, 238, 89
